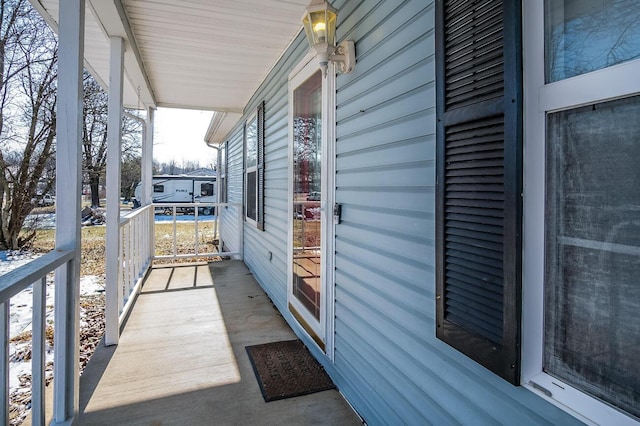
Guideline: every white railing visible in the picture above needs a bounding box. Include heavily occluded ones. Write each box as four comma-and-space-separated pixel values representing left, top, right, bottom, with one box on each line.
117, 205, 154, 324
151, 202, 242, 261
107, 201, 242, 344
0, 249, 75, 426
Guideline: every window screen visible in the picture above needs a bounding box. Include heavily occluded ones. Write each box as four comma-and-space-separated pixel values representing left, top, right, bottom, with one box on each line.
545, 95, 640, 417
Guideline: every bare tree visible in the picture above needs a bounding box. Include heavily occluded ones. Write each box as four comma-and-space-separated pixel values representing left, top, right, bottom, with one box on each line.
82, 72, 142, 207
121, 154, 140, 202
0, 0, 57, 250
81, 72, 108, 207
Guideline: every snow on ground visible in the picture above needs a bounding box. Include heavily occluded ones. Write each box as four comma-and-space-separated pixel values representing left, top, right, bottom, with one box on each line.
22, 214, 56, 230
0, 250, 105, 394
152, 213, 216, 222
23, 210, 216, 229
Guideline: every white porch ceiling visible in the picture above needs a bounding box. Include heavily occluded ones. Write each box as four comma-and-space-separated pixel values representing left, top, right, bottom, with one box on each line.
30, 0, 309, 143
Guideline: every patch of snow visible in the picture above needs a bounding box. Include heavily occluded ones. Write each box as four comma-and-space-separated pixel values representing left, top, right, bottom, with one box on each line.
23, 213, 56, 230
80, 275, 105, 296
0, 250, 105, 397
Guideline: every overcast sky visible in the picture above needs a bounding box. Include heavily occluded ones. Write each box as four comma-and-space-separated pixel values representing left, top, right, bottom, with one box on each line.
152, 108, 215, 166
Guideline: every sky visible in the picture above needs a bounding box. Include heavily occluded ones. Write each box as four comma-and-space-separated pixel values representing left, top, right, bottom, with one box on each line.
152, 108, 215, 166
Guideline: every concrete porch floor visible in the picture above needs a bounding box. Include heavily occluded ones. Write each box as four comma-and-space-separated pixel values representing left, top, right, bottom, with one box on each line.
78, 260, 361, 425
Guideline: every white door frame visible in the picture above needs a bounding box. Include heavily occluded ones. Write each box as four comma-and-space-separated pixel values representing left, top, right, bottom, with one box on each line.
287, 52, 336, 360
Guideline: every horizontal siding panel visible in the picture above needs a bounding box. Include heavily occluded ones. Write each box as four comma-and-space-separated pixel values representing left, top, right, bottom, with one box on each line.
339, 223, 431, 266
342, 204, 434, 241
336, 162, 434, 188
338, 87, 433, 138
335, 236, 431, 294
335, 261, 432, 325
335, 298, 562, 426
338, 58, 433, 121
337, 136, 434, 169
337, 188, 433, 214
338, 110, 435, 154
335, 291, 498, 425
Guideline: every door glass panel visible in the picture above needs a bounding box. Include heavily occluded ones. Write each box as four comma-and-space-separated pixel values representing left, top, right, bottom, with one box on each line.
545, 0, 640, 82
545, 95, 640, 417
292, 70, 322, 320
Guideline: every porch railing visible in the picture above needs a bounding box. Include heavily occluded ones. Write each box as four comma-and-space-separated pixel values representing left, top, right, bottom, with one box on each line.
110, 201, 242, 339
0, 249, 75, 426
117, 205, 154, 324
150, 202, 242, 261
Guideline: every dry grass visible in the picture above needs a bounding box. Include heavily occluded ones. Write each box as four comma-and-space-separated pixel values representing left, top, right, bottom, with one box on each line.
30, 220, 221, 274
31, 226, 107, 276
153, 221, 219, 257
10, 215, 221, 425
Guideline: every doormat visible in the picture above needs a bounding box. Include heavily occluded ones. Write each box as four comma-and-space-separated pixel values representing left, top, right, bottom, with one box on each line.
245, 339, 335, 402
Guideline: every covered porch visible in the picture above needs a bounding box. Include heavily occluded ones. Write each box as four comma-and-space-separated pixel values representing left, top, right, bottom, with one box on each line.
78, 260, 359, 424
0, 0, 347, 424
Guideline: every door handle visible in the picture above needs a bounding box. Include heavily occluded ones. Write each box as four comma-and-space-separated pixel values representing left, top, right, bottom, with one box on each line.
333, 203, 342, 225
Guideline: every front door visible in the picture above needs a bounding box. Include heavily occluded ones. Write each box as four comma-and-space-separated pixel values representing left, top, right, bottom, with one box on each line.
288, 56, 335, 352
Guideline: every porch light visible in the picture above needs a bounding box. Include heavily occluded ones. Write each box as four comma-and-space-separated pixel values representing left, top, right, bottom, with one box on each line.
302, 0, 355, 77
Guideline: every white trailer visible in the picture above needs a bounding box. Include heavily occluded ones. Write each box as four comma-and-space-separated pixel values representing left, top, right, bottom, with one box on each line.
134, 175, 217, 214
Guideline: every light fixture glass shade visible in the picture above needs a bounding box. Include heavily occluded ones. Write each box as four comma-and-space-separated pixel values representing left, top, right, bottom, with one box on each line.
302, 1, 337, 49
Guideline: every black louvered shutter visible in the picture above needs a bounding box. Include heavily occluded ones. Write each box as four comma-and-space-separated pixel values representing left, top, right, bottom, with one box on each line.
256, 101, 265, 231
435, 0, 522, 385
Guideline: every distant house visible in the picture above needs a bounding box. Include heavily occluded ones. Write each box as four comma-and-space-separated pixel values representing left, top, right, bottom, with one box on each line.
20, 0, 640, 424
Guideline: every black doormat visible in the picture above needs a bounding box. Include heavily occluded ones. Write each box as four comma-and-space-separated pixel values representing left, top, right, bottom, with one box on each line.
245, 339, 335, 402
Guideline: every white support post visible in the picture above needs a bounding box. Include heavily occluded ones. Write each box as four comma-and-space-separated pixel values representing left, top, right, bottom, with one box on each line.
0, 302, 8, 426
105, 37, 125, 346
144, 108, 155, 258
143, 108, 154, 206
54, 0, 84, 423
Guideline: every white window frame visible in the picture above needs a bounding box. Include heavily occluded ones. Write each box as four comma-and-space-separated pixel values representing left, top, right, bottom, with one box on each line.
244, 114, 258, 225
522, 2, 640, 425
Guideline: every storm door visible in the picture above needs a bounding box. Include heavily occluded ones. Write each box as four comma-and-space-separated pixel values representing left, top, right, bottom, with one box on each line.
288, 56, 335, 352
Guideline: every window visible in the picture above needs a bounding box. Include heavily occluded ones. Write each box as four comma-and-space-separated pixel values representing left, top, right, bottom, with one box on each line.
545, 96, 640, 418
244, 102, 265, 229
200, 183, 214, 197
524, 0, 640, 423
545, 0, 640, 82
153, 184, 164, 193
245, 115, 258, 222
435, 0, 523, 385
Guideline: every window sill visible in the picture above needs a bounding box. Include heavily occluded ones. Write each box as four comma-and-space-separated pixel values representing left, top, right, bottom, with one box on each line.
524, 372, 639, 426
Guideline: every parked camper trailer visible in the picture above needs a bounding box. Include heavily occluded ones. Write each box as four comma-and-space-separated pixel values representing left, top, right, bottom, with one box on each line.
134, 175, 217, 214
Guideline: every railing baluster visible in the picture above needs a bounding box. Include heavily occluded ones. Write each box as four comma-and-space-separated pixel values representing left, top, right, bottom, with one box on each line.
126, 221, 131, 296
172, 206, 177, 259
0, 300, 9, 426
121, 222, 126, 300
213, 211, 219, 252
130, 219, 135, 293
134, 216, 138, 284
0, 250, 75, 424
32, 276, 47, 426
195, 207, 200, 256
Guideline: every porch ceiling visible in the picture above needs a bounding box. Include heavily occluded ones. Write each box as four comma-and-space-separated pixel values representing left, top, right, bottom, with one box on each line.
30, 0, 309, 143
